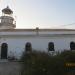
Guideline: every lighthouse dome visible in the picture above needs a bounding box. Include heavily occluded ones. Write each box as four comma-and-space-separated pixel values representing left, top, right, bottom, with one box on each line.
2, 6, 13, 15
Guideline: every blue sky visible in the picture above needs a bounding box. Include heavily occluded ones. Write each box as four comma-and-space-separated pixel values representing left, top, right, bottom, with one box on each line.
0, 0, 75, 29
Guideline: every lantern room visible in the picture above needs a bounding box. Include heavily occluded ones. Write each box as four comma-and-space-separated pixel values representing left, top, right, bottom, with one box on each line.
0, 6, 16, 29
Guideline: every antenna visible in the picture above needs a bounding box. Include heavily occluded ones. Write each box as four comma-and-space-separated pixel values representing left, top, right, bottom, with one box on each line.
0, 0, 16, 8
50, 23, 75, 28
60, 23, 75, 27
12, 0, 16, 6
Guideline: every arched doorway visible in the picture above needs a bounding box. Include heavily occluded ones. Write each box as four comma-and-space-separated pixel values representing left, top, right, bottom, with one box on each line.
70, 42, 75, 50
25, 42, 32, 52
48, 42, 55, 51
1, 43, 8, 59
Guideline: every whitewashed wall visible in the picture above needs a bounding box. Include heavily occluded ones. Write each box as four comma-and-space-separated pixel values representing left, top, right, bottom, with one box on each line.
0, 35, 75, 59
0, 30, 75, 59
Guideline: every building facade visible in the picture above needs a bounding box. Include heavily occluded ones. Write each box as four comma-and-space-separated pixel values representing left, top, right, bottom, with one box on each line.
0, 6, 75, 59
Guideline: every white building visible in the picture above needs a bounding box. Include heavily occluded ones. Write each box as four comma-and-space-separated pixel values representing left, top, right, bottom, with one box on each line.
0, 6, 75, 59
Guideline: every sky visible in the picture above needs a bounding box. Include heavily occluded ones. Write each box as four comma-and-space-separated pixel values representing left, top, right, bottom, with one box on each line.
0, 0, 75, 29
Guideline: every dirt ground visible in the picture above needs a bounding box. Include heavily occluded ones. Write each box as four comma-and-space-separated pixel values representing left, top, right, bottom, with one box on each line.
0, 61, 21, 75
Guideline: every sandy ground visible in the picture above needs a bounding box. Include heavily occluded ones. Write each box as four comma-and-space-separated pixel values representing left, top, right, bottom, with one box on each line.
0, 61, 21, 75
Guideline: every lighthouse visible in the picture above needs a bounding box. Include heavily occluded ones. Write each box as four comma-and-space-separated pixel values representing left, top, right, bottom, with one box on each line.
0, 6, 16, 29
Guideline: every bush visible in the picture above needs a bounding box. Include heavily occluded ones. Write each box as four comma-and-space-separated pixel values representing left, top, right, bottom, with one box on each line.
21, 50, 75, 75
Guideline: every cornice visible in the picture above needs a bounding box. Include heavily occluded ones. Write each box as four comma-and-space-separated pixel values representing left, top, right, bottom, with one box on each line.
0, 29, 75, 32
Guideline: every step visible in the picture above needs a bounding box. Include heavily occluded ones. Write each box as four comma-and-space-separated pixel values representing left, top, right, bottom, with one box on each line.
0, 59, 8, 63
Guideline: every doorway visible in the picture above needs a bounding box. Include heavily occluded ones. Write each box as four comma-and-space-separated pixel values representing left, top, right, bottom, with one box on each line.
1, 43, 8, 59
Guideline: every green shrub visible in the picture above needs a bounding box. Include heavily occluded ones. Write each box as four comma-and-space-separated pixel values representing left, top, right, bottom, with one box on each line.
21, 50, 75, 75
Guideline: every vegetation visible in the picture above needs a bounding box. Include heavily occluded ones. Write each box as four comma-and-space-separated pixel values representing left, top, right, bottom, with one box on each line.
21, 50, 75, 75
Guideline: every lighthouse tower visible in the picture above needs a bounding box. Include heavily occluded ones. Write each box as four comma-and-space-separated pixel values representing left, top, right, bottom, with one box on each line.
0, 6, 16, 29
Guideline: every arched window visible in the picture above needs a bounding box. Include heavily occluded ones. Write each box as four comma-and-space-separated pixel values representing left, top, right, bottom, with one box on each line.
70, 42, 75, 50
1, 43, 8, 59
48, 42, 54, 51
25, 42, 32, 52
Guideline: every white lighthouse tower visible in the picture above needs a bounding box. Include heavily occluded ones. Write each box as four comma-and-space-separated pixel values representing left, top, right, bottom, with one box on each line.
0, 6, 16, 29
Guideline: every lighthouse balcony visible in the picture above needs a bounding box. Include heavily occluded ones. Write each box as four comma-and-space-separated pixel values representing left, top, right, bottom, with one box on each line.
0, 22, 16, 29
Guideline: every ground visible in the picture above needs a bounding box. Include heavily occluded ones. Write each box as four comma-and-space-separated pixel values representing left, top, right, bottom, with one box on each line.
0, 60, 21, 75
